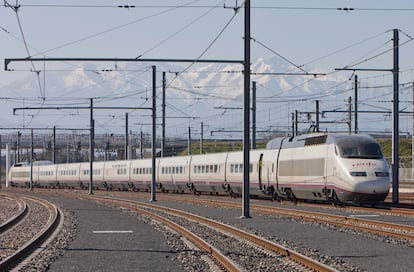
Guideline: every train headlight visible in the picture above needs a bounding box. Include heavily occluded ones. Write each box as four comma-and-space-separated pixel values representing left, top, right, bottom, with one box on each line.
350, 171, 367, 177
375, 171, 389, 177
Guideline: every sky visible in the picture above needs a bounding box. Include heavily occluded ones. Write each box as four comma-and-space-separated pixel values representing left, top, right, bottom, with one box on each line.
2, 0, 414, 138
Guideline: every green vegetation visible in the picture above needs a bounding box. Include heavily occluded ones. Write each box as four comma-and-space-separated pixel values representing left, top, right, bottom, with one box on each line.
179, 140, 267, 156
378, 138, 412, 167
379, 138, 412, 157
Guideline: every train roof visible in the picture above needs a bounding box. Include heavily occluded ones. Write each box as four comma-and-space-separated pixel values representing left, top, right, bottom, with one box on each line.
12, 160, 53, 167
266, 133, 377, 149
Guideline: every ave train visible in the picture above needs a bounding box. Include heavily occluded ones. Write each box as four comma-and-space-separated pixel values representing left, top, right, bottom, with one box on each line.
8, 133, 391, 204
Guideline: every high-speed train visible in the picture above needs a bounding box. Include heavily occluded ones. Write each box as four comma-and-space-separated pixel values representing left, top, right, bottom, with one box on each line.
8, 133, 391, 204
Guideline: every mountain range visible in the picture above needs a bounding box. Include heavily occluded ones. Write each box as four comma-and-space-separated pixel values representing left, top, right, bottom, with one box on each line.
0, 57, 404, 138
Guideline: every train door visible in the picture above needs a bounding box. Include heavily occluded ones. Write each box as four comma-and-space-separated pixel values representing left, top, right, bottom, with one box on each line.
258, 153, 263, 190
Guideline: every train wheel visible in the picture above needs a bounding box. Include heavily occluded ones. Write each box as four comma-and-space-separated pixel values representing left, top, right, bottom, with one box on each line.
286, 189, 297, 204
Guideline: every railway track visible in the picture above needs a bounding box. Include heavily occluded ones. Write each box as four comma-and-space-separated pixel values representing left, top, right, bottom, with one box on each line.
0, 193, 62, 271
3, 188, 414, 271
0, 195, 28, 234
158, 195, 414, 242
73, 193, 337, 272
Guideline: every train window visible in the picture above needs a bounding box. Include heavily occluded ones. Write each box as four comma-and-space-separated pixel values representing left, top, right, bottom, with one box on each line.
240, 164, 243, 172
305, 135, 327, 145
230, 164, 234, 173
250, 163, 253, 173
180, 166, 183, 173
234, 164, 239, 173
214, 165, 218, 173
337, 137, 383, 159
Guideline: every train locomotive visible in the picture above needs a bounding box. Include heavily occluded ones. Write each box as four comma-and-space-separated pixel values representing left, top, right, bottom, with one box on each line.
8, 133, 391, 204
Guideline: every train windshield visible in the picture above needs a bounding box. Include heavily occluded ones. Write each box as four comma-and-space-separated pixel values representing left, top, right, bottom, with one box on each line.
336, 138, 383, 159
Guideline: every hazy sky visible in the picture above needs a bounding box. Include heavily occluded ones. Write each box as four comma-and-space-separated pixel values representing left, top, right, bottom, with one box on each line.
1, 0, 414, 136
2, 1, 414, 75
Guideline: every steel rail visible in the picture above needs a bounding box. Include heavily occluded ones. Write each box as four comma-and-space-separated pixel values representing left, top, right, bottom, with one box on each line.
0, 194, 28, 234
0, 195, 61, 271
80, 195, 241, 272
88, 195, 337, 272
163, 196, 414, 241
250, 204, 414, 240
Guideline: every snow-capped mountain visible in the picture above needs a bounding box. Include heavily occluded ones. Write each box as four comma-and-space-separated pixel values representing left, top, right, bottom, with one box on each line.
0, 57, 401, 137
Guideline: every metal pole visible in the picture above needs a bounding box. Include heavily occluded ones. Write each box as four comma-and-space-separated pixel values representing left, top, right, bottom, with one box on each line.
188, 126, 191, 155
200, 122, 203, 154
140, 130, 143, 159
291, 112, 295, 136
52, 126, 56, 163
242, 0, 251, 218
6, 144, 10, 187
150, 65, 157, 202
315, 100, 320, 132
162, 72, 166, 157
354, 75, 358, 134
412, 82, 414, 182
16, 131, 20, 162
295, 110, 298, 136
89, 98, 94, 195
392, 29, 399, 205
252, 81, 256, 149
125, 112, 129, 160
30, 129, 33, 190
348, 96, 352, 135
0, 135, 2, 188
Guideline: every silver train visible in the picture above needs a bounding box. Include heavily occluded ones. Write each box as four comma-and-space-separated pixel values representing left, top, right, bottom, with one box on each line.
8, 133, 391, 204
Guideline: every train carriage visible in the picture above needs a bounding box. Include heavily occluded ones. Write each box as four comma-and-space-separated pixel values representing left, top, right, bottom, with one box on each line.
35, 163, 58, 187
56, 163, 81, 187
250, 149, 279, 195
79, 161, 105, 189
130, 159, 154, 191
8, 162, 31, 187
190, 153, 227, 194
158, 156, 190, 192
103, 160, 132, 190
7, 133, 391, 204
275, 134, 334, 201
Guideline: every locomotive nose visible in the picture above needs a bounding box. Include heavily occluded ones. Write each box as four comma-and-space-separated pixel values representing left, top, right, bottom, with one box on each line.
354, 179, 390, 194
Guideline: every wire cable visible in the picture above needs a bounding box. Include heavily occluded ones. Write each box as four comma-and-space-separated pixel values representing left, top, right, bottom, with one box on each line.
166, 1, 241, 89
4, 0, 45, 98
136, 0, 222, 58
251, 37, 308, 73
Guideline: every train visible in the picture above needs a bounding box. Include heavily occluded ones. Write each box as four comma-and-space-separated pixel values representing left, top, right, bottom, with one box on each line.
7, 133, 391, 204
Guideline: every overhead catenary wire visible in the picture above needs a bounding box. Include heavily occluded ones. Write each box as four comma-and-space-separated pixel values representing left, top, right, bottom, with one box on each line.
136, 0, 224, 58
10, 3, 414, 12
165, 1, 242, 90
251, 37, 308, 74
4, 0, 45, 99
26, 0, 203, 58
